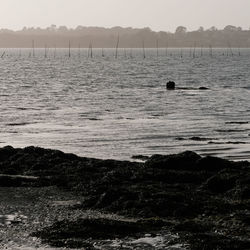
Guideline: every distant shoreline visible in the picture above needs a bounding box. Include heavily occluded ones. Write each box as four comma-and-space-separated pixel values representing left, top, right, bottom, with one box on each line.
0, 25, 250, 48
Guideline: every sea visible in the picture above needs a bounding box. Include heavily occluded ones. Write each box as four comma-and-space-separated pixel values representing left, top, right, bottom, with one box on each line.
0, 48, 250, 161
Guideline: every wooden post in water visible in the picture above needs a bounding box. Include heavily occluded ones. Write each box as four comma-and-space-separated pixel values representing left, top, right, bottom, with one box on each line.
193, 42, 196, 58
78, 43, 81, 58
200, 45, 203, 57
228, 42, 233, 56
156, 39, 159, 57
142, 40, 146, 59
130, 48, 133, 58
102, 48, 105, 57
165, 41, 168, 57
180, 48, 183, 58
32, 40, 35, 57
1, 51, 6, 58
68, 40, 71, 58
90, 43, 93, 58
88, 42, 93, 58
54, 45, 57, 58
209, 45, 213, 57
115, 35, 120, 59
54, 44, 56, 58
44, 44, 47, 58
124, 48, 127, 58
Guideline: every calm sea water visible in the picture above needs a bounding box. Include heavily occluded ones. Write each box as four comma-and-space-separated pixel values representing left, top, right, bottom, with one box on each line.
0, 48, 250, 161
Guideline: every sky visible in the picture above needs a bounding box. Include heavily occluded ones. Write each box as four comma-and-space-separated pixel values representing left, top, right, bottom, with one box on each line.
0, 0, 250, 32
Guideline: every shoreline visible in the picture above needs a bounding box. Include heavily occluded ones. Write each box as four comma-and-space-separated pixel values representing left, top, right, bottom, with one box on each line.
0, 145, 249, 249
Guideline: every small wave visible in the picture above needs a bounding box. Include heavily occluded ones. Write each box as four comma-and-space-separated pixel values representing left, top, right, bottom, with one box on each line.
176, 137, 218, 141
189, 137, 217, 141
15, 107, 41, 111
6, 122, 30, 126
216, 129, 248, 133
197, 147, 235, 152
88, 118, 102, 121
182, 87, 209, 90
225, 121, 248, 124
208, 141, 248, 145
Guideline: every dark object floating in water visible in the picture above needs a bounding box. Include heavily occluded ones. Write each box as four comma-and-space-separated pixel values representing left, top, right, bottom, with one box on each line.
199, 87, 209, 90
166, 81, 175, 90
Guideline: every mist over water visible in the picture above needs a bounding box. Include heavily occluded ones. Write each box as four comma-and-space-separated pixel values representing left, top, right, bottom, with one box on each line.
0, 48, 250, 161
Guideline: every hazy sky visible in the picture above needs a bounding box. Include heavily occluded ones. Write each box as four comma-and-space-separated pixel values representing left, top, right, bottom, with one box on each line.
0, 0, 250, 31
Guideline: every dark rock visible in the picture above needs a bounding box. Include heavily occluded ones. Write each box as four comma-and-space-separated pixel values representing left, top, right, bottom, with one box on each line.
199, 87, 209, 90
201, 173, 237, 193
195, 156, 232, 171
0, 146, 17, 162
173, 220, 212, 233
237, 187, 250, 199
0, 146, 249, 250
166, 81, 175, 90
187, 233, 250, 250
145, 151, 201, 170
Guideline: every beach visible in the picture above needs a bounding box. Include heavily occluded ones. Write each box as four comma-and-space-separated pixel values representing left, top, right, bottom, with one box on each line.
0, 145, 249, 249
1, 2, 250, 249
0, 48, 249, 249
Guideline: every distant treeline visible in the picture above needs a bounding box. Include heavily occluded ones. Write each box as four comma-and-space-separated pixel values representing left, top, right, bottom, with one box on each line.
0, 25, 250, 48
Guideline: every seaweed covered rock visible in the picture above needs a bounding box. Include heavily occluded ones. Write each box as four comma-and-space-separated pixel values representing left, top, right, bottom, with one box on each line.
0, 146, 249, 250
145, 151, 201, 170
195, 156, 233, 171
32, 218, 166, 248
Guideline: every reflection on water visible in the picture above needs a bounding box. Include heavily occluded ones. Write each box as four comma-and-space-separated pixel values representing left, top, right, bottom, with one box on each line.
0, 48, 250, 161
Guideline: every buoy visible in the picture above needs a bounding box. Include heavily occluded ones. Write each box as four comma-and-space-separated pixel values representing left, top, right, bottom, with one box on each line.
166, 81, 175, 90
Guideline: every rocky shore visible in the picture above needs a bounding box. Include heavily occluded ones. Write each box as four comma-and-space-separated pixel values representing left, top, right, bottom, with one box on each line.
0, 146, 249, 249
